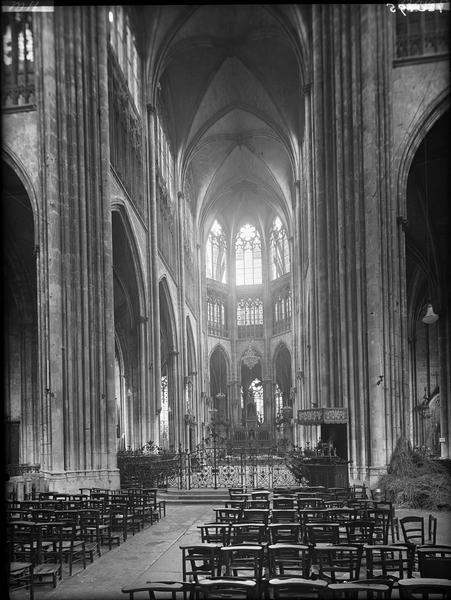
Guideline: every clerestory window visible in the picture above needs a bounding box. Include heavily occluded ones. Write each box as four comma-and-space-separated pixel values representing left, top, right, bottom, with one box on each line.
108, 6, 141, 112
235, 223, 262, 285
206, 220, 227, 283
270, 216, 290, 280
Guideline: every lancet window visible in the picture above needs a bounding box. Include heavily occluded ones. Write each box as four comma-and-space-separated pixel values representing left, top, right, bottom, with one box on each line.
206, 220, 227, 283
273, 287, 292, 334
235, 223, 262, 285
270, 216, 290, 280
108, 6, 140, 111
207, 293, 227, 337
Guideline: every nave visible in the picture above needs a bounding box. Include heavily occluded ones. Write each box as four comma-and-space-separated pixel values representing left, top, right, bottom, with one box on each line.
7, 485, 451, 600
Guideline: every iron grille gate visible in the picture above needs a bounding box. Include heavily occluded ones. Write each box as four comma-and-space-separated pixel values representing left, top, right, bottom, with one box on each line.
175, 447, 298, 490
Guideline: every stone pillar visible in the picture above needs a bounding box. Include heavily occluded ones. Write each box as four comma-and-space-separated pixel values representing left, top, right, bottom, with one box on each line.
36, 6, 118, 490
146, 105, 162, 444
310, 5, 403, 484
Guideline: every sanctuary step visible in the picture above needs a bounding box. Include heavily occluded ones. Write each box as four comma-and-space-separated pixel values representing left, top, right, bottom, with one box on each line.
161, 487, 231, 504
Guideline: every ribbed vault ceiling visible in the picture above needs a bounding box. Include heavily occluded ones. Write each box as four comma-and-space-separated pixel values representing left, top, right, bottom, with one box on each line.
147, 4, 306, 229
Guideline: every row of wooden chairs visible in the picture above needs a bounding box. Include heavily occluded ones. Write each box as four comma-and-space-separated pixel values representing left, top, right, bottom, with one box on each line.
122, 576, 451, 600
7, 486, 167, 598
177, 541, 443, 599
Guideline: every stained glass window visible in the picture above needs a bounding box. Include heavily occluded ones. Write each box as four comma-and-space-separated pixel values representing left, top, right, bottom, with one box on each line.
235, 223, 262, 285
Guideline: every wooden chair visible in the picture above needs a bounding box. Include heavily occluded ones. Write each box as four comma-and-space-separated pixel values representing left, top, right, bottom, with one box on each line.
268, 577, 328, 599
198, 523, 230, 545
271, 509, 298, 523
297, 497, 325, 509
79, 509, 112, 556
267, 543, 311, 578
364, 543, 414, 581
246, 499, 270, 510
417, 546, 451, 578
180, 544, 222, 587
218, 545, 265, 598
400, 515, 437, 548
398, 578, 451, 600
33, 522, 63, 588
240, 508, 270, 525
267, 523, 301, 545
228, 522, 267, 546
273, 497, 296, 510
304, 522, 340, 546
344, 519, 375, 545
213, 507, 242, 524
311, 544, 363, 582
7, 523, 35, 600
198, 578, 257, 599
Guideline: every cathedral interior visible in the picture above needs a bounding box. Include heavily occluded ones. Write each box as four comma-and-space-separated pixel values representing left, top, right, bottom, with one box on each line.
2, 4, 450, 495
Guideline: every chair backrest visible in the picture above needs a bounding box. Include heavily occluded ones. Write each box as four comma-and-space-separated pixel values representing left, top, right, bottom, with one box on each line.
241, 509, 269, 524
268, 577, 328, 600
246, 499, 270, 510
273, 497, 296, 510
400, 516, 425, 546
297, 497, 325, 509
268, 523, 301, 545
364, 544, 413, 580
271, 509, 298, 523
398, 578, 451, 600
228, 523, 267, 545
312, 544, 363, 582
267, 543, 311, 578
198, 577, 256, 599
198, 523, 230, 545
344, 519, 375, 545
417, 546, 451, 578
304, 522, 340, 545
214, 508, 242, 523
219, 545, 264, 580
180, 544, 222, 584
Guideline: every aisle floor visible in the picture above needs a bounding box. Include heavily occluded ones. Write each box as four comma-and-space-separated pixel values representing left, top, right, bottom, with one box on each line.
7, 502, 451, 600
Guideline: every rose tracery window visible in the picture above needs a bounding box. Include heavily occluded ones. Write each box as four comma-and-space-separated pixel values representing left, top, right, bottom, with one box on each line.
206, 220, 227, 283
235, 223, 262, 286
270, 216, 290, 280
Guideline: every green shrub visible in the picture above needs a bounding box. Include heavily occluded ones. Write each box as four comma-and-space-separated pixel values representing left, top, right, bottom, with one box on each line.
377, 437, 451, 510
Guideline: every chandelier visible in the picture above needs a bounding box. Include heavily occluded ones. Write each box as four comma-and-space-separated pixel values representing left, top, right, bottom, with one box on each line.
242, 343, 260, 369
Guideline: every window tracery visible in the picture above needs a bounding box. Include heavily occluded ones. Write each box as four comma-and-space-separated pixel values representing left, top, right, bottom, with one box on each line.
206, 220, 227, 283
237, 297, 263, 338
235, 223, 262, 285
270, 216, 290, 280
108, 6, 140, 112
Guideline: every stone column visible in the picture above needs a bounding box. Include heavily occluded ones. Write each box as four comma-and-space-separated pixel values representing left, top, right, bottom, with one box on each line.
146, 105, 162, 444
310, 5, 403, 484
36, 6, 118, 489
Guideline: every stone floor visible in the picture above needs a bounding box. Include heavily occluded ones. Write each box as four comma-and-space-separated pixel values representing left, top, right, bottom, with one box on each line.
7, 503, 451, 600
